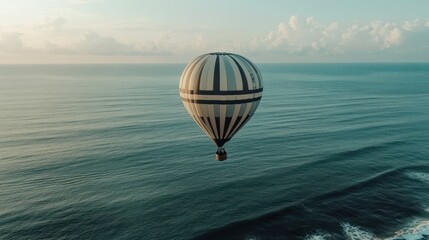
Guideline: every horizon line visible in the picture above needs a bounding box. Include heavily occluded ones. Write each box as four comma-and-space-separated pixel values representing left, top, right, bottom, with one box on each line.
1, 61, 429, 65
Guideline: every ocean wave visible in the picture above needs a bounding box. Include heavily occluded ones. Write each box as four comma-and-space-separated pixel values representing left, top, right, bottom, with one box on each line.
244, 233, 260, 240
193, 165, 429, 240
304, 231, 332, 240
275, 140, 405, 174
386, 220, 429, 240
405, 171, 429, 183
341, 223, 377, 240
304, 221, 429, 240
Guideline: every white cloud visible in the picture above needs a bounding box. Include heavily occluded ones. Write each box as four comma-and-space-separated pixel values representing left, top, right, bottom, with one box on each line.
306, 16, 315, 26
252, 16, 425, 56
368, 21, 402, 49
260, 16, 343, 54
2, 12, 429, 62
323, 22, 339, 37
277, 22, 288, 37
402, 19, 421, 31
383, 27, 401, 48
288, 15, 298, 31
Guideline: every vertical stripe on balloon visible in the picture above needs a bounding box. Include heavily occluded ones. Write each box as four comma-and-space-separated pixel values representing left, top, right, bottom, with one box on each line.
219, 105, 226, 139
224, 103, 242, 139
223, 56, 237, 91
229, 55, 249, 91
234, 54, 259, 89
208, 104, 219, 139
213, 55, 220, 91
226, 55, 243, 91
184, 55, 205, 90
219, 56, 228, 91
204, 57, 216, 91
194, 57, 209, 93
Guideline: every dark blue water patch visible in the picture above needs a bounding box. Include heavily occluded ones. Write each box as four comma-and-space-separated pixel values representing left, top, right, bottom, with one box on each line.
193, 166, 429, 240
0, 201, 129, 240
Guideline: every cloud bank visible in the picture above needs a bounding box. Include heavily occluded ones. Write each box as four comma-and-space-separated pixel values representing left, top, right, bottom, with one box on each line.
247, 16, 427, 55
1, 15, 429, 62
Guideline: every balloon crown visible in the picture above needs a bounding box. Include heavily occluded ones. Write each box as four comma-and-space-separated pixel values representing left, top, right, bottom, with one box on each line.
209, 52, 231, 55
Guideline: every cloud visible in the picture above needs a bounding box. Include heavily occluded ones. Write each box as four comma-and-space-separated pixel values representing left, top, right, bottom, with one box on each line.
2, 12, 429, 62
288, 15, 298, 31
402, 19, 421, 31
0, 28, 171, 56
260, 16, 343, 54
42, 15, 67, 31
248, 16, 429, 56
0, 32, 26, 53
75, 31, 138, 55
50, 31, 171, 56
367, 21, 402, 49
383, 27, 401, 48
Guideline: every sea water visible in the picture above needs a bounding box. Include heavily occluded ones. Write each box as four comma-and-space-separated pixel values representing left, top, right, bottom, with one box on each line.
0, 63, 428, 240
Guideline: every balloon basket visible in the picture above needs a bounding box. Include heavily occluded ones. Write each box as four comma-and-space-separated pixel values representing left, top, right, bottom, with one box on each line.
216, 147, 227, 161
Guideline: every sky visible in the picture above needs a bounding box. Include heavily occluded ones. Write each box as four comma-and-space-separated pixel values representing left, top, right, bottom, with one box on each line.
0, 0, 429, 63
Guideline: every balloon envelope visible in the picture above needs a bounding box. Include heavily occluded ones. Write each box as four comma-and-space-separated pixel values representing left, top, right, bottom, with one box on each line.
179, 52, 263, 150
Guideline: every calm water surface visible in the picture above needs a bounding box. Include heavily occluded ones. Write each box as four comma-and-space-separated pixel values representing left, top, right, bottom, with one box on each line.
0, 63, 428, 240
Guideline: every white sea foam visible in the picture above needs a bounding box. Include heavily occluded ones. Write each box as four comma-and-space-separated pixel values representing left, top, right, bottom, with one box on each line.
341, 223, 378, 240
405, 171, 429, 183
340, 220, 429, 240
304, 231, 331, 240
244, 233, 259, 240
385, 220, 429, 240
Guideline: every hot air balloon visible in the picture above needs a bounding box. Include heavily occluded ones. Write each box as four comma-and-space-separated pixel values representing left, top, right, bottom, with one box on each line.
179, 52, 263, 161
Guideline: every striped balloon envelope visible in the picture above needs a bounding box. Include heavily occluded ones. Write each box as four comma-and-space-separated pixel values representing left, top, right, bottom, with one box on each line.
179, 52, 263, 161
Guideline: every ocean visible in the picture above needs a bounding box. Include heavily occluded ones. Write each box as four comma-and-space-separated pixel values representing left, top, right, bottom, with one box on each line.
0, 63, 428, 240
